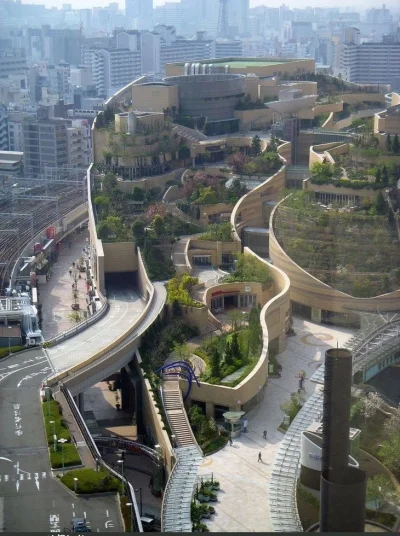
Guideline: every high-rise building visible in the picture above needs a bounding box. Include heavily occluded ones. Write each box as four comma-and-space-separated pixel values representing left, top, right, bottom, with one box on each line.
291, 21, 313, 43
0, 49, 27, 78
227, 0, 249, 37
125, 0, 153, 29
92, 48, 141, 98
334, 31, 400, 89
23, 116, 68, 176
66, 119, 91, 168
0, 105, 8, 151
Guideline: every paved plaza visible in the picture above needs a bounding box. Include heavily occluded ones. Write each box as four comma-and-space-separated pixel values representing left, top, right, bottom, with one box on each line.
197, 317, 354, 532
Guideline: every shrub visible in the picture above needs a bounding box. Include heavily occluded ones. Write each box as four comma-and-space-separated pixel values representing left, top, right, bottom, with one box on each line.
224, 253, 273, 287
0, 346, 25, 359
60, 468, 120, 494
166, 274, 203, 307
50, 443, 81, 469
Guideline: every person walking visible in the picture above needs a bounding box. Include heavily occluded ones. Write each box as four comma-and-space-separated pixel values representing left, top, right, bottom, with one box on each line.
263, 430, 267, 440
229, 438, 233, 446
258, 452, 262, 463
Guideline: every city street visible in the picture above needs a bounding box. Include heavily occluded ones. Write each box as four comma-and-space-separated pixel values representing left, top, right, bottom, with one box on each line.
0, 347, 123, 533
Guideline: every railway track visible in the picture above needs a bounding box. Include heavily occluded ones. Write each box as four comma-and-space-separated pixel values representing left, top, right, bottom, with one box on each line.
0, 182, 86, 293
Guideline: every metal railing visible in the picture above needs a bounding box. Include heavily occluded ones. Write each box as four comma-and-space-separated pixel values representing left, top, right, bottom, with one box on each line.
59, 383, 143, 532
44, 292, 109, 347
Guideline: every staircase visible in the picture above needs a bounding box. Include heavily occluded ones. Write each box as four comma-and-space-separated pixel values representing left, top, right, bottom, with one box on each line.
162, 375, 200, 449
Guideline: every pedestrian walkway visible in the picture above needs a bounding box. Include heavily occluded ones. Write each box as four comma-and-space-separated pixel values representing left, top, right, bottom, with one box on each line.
53, 389, 96, 470
40, 230, 89, 339
197, 317, 354, 532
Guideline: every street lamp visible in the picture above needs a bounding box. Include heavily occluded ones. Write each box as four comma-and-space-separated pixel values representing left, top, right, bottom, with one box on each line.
134, 488, 143, 517
7, 325, 12, 355
58, 438, 68, 474
50, 421, 56, 452
117, 458, 124, 476
73, 477, 78, 493
125, 502, 134, 532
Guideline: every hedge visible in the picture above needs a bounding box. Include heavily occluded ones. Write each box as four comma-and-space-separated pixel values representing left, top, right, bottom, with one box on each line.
60, 468, 120, 494
50, 443, 81, 469
0, 346, 25, 359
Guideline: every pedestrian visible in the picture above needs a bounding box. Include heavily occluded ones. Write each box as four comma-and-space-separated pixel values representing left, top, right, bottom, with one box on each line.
258, 452, 262, 463
229, 438, 233, 446
69, 269, 72, 276
263, 430, 267, 439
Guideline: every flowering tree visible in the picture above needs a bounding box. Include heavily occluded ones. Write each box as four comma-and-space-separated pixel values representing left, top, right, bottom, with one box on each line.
145, 203, 168, 222
227, 152, 251, 174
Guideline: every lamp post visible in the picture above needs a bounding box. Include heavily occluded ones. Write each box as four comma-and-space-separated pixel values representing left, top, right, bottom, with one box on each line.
117, 459, 124, 479
125, 502, 134, 532
8, 325, 12, 355
73, 477, 78, 493
50, 421, 56, 452
58, 438, 67, 474
134, 488, 143, 517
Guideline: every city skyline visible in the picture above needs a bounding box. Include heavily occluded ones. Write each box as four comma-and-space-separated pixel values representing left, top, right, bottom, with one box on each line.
18, 0, 400, 12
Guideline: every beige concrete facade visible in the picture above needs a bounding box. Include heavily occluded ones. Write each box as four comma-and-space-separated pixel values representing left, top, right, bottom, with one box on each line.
184, 248, 290, 413
131, 84, 179, 113
103, 242, 138, 274
374, 108, 400, 135
187, 239, 241, 268
116, 170, 179, 193
269, 199, 400, 318
204, 281, 275, 311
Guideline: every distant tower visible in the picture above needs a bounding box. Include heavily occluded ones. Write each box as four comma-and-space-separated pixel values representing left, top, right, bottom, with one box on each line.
217, 0, 229, 38
320, 348, 366, 532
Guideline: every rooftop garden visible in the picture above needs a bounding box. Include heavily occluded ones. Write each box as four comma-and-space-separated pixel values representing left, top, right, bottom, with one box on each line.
195, 306, 263, 387
274, 191, 400, 297
234, 93, 278, 110
198, 222, 234, 242
279, 72, 374, 97
223, 253, 274, 288
176, 172, 248, 220
166, 274, 203, 308
227, 135, 282, 176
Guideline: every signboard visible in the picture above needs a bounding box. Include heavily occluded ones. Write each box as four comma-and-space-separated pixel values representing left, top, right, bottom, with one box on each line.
33, 242, 42, 255
46, 226, 56, 239
245, 286, 251, 292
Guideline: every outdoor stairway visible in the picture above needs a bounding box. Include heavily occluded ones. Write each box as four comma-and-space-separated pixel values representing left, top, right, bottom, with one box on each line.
162, 375, 199, 448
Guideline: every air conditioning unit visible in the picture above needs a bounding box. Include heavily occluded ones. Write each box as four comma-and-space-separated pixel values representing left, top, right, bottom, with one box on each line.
28, 338, 36, 346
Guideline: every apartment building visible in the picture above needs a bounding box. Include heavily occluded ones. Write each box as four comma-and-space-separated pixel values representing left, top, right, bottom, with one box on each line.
92, 48, 141, 98
334, 32, 400, 88
66, 119, 91, 168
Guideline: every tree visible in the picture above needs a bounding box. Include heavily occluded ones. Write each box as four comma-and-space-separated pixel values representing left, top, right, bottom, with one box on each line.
173, 342, 192, 362
230, 332, 241, 361
383, 406, 400, 437
171, 299, 182, 319
393, 133, 400, 154
224, 341, 233, 366
251, 134, 262, 156
374, 191, 387, 215
382, 165, 389, 186
210, 346, 221, 378
131, 186, 145, 201
227, 152, 251, 174
359, 392, 382, 423
375, 168, 382, 184
280, 392, 306, 423
386, 134, 392, 152
132, 220, 145, 244
366, 474, 394, 513
226, 310, 243, 331
379, 433, 400, 473
153, 215, 166, 238
102, 173, 117, 193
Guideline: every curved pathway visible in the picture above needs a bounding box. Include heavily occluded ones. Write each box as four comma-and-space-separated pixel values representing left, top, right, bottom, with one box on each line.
47, 288, 145, 374
196, 318, 354, 532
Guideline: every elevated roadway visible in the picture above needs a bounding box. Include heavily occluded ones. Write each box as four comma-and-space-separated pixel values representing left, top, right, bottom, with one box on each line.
47, 282, 166, 396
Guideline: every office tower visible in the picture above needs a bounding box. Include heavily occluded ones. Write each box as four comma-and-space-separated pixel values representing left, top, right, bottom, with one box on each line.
320, 348, 366, 532
0, 105, 8, 151
23, 115, 68, 176
92, 48, 140, 98
291, 21, 313, 43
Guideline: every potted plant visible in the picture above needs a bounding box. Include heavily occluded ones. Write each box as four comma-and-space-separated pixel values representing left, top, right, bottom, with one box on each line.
199, 504, 210, 519
198, 488, 211, 503
211, 480, 220, 491
208, 506, 215, 515
209, 491, 218, 502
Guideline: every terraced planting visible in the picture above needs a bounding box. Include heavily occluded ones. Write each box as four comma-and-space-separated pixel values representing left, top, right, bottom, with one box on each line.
274, 192, 400, 297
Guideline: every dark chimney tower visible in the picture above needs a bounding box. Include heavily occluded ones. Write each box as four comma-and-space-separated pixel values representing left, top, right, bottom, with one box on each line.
320, 348, 366, 532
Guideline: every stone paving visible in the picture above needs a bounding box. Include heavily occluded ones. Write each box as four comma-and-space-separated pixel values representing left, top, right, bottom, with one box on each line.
40, 230, 89, 339
197, 317, 355, 532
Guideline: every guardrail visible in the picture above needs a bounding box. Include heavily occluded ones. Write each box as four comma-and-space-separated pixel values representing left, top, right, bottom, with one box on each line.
45, 282, 163, 390
59, 383, 143, 532
44, 292, 109, 348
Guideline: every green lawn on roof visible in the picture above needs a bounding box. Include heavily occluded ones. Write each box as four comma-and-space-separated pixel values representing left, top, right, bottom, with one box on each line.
212, 61, 283, 67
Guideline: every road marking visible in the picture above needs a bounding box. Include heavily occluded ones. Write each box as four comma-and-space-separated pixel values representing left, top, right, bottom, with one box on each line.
16, 480, 19, 492
42, 472, 46, 479
49, 514, 60, 533
34, 473, 40, 491
52, 501, 55, 507
0, 359, 49, 386
72, 511, 75, 518
72, 503, 74, 509
4, 475, 8, 482
84, 511, 86, 518
105, 520, 114, 528
106, 510, 109, 517
0, 457, 12, 463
